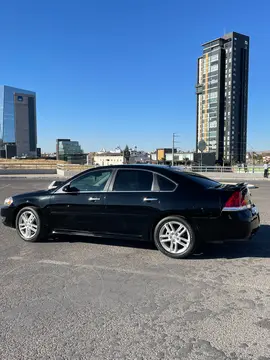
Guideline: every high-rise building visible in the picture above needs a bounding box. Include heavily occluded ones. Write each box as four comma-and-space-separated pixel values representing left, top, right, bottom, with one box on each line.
0, 85, 37, 158
196, 32, 249, 164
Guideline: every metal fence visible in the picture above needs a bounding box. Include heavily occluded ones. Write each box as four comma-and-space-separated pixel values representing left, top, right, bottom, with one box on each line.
174, 165, 265, 173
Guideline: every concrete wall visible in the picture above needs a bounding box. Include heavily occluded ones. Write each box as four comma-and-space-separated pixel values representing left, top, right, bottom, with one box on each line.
0, 169, 56, 175
57, 169, 79, 177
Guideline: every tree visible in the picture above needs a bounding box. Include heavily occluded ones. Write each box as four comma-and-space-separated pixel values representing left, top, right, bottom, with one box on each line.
183, 157, 189, 166
123, 145, 130, 164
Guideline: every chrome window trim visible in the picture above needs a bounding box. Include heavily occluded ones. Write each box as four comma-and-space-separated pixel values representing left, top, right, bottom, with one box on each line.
107, 168, 178, 193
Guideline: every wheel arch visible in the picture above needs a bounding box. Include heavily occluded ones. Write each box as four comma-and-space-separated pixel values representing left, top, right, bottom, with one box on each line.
149, 211, 198, 241
13, 203, 40, 227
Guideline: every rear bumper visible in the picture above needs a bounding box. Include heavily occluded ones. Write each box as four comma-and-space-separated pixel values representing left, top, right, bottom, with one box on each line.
0, 206, 16, 228
196, 208, 260, 242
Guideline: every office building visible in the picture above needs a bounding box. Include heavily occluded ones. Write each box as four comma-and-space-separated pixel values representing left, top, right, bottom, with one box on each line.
56, 138, 86, 164
196, 32, 249, 164
0, 85, 37, 158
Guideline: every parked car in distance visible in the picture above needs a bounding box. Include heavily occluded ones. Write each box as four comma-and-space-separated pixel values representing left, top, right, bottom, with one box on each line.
1, 165, 260, 259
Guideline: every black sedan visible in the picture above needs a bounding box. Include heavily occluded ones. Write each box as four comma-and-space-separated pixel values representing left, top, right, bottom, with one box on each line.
1, 165, 260, 259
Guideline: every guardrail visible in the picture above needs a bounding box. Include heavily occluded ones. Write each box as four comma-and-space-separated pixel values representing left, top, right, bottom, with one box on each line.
175, 165, 265, 173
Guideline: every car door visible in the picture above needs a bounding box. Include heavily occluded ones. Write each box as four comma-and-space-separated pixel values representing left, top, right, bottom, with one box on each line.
104, 169, 161, 239
48, 169, 113, 234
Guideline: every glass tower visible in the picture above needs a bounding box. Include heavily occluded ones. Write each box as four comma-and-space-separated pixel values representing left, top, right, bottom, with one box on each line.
0, 85, 37, 157
196, 32, 249, 164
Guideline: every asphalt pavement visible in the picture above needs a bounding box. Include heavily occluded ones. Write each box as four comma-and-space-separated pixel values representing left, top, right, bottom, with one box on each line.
0, 179, 270, 360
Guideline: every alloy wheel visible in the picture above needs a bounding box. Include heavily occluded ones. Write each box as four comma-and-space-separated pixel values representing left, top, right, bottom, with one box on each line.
159, 220, 191, 254
18, 211, 38, 240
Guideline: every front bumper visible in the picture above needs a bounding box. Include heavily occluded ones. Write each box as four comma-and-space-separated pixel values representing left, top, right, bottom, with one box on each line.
1, 206, 16, 228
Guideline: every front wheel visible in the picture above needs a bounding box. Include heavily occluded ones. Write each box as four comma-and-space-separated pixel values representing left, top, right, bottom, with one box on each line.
16, 207, 43, 242
153, 216, 196, 259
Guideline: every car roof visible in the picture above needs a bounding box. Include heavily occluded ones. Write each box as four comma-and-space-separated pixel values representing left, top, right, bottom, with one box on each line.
89, 164, 219, 183
89, 164, 188, 179
92, 164, 174, 172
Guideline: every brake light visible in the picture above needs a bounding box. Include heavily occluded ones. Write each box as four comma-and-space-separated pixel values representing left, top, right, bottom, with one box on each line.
223, 191, 248, 211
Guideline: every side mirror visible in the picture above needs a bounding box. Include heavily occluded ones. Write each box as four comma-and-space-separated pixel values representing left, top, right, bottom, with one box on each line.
62, 185, 70, 192
48, 181, 64, 190
62, 184, 78, 193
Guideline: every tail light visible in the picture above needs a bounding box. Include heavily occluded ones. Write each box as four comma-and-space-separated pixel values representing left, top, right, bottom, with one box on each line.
223, 190, 250, 211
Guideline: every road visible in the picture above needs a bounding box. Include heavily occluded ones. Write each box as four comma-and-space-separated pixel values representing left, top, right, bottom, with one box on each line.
0, 179, 270, 360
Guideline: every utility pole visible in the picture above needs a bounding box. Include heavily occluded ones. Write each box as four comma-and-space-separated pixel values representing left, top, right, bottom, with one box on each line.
172, 133, 175, 166
171, 133, 180, 166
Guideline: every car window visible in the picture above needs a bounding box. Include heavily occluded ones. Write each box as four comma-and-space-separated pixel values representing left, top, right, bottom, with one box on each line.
157, 175, 176, 191
70, 170, 112, 192
184, 173, 220, 188
113, 170, 153, 191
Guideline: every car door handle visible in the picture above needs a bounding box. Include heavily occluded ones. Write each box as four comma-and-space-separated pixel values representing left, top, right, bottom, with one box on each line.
143, 197, 158, 202
88, 197, 100, 201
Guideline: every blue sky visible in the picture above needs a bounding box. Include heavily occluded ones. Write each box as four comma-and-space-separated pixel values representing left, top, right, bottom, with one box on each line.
0, 0, 269, 153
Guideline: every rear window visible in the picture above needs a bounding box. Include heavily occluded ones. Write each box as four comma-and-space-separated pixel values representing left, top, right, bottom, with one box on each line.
157, 175, 176, 191
184, 173, 220, 188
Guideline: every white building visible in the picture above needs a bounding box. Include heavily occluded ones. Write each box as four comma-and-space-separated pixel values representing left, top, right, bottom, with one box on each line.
94, 152, 124, 166
93, 146, 149, 165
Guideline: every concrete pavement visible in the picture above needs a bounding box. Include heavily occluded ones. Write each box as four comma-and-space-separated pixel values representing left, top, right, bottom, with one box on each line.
0, 179, 270, 359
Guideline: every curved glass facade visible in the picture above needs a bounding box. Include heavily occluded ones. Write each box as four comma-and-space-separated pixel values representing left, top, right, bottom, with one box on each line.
0, 86, 4, 144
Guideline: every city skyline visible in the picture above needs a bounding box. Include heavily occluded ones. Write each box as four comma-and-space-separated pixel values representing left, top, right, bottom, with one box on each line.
0, 1, 269, 153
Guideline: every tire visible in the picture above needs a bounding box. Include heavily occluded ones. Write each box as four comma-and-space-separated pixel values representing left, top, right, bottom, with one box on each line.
16, 207, 44, 242
153, 216, 196, 259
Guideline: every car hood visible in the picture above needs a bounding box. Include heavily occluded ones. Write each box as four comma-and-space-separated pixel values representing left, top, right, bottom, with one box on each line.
13, 189, 54, 199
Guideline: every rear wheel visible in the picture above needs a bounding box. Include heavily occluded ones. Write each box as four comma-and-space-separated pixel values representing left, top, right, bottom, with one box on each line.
154, 216, 196, 259
16, 207, 44, 242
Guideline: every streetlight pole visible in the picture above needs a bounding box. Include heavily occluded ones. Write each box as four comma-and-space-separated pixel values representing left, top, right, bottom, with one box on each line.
171, 133, 180, 167
172, 133, 175, 166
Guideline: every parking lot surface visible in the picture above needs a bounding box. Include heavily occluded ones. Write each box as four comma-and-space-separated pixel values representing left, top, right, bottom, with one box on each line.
0, 178, 270, 360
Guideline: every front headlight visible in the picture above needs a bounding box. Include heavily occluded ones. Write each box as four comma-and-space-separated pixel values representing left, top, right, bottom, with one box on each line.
4, 197, 13, 206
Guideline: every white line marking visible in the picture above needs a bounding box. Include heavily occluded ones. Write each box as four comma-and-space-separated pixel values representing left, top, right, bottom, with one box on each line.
38, 260, 70, 265
8, 256, 24, 260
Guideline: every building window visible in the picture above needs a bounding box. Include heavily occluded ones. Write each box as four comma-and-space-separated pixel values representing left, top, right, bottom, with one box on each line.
210, 64, 218, 72
210, 54, 218, 62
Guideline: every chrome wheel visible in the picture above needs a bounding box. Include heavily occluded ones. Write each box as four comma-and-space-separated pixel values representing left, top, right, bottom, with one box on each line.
18, 211, 38, 240
159, 220, 191, 254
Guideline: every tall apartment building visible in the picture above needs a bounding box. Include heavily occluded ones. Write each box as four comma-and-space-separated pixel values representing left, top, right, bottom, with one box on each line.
0, 85, 37, 158
196, 32, 249, 164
